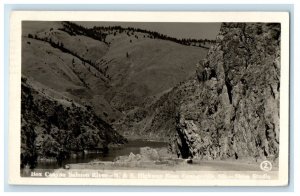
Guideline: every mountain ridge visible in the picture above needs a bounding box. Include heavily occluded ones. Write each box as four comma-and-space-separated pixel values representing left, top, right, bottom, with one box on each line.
22, 21, 210, 120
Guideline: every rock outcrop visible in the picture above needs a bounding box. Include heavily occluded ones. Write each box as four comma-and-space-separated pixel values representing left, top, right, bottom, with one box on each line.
21, 77, 126, 168
170, 23, 280, 163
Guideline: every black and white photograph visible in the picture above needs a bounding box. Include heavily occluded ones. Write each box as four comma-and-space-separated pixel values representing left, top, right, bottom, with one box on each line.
8, 11, 290, 186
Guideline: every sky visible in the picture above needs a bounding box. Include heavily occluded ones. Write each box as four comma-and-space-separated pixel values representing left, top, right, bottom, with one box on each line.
75, 22, 221, 40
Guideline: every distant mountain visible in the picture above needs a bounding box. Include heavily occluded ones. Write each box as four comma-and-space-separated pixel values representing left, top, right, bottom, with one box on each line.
22, 21, 210, 122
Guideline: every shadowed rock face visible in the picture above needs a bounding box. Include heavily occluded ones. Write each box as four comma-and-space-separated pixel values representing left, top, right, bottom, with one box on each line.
170, 23, 280, 162
21, 77, 126, 168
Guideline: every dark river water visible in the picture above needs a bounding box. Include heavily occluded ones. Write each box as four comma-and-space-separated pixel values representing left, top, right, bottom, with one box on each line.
34, 140, 167, 169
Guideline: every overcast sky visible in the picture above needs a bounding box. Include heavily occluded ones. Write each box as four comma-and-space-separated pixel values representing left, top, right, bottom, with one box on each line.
75, 22, 221, 40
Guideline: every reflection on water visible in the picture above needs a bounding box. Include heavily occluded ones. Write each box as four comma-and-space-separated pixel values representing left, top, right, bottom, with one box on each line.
33, 140, 167, 170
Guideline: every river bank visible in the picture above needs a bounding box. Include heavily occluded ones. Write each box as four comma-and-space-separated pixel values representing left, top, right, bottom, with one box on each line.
33, 139, 168, 169
57, 146, 278, 171
29, 139, 278, 174
21, 145, 278, 178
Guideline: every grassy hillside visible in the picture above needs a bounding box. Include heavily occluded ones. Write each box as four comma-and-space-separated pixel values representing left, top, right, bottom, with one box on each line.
22, 21, 209, 122
102, 34, 208, 111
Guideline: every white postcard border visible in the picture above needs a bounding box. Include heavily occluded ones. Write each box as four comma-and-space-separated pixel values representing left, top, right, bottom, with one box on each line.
9, 11, 290, 186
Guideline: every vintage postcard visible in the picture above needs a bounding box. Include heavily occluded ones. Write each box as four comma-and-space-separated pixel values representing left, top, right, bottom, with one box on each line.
9, 11, 289, 186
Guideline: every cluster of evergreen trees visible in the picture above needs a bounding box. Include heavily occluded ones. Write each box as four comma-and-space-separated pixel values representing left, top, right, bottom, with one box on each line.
92, 24, 215, 47
59, 21, 215, 48
59, 21, 108, 44
27, 33, 110, 82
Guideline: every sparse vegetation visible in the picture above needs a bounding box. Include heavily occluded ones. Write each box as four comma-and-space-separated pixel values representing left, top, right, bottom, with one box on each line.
58, 21, 215, 49
59, 21, 108, 44
27, 34, 110, 81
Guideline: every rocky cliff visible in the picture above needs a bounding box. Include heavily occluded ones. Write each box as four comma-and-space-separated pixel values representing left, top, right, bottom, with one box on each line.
21, 77, 126, 168
170, 23, 280, 163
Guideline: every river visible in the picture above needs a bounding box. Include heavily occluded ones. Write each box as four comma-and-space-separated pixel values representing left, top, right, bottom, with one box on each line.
34, 139, 167, 169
